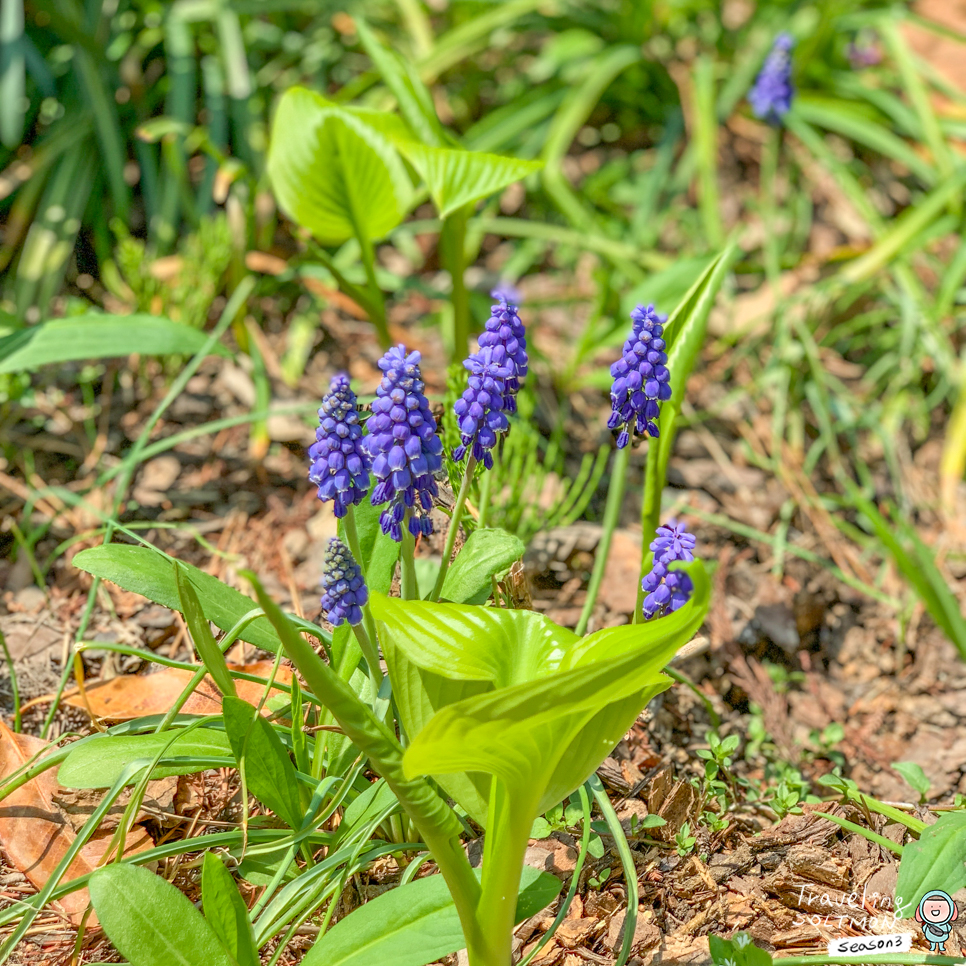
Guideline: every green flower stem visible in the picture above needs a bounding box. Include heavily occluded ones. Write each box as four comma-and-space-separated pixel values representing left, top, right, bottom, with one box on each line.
430, 456, 477, 602
470, 778, 539, 966
762, 124, 782, 288
635, 437, 663, 623
350, 621, 384, 695
477, 456, 493, 529
357, 230, 391, 348
576, 444, 629, 636
440, 205, 471, 359
343, 505, 383, 682
400, 515, 419, 601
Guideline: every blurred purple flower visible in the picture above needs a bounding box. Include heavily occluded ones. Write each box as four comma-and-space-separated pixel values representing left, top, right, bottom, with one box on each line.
642, 520, 696, 621
320, 538, 369, 627
847, 40, 881, 68
607, 303, 671, 448
490, 282, 522, 305
364, 345, 443, 541
749, 33, 795, 124
308, 373, 371, 518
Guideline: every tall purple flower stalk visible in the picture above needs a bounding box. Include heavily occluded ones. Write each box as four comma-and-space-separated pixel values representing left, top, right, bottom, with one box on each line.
641, 521, 696, 621
607, 303, 671, 448
364, 345, 443, 541
749, 33, 795, 125
453, 346, 513, 470
479, 292, 528, 414
308, 373, 370, 518
320, 538, 369, 627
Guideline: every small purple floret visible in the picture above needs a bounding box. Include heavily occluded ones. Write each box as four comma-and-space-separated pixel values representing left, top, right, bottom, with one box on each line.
320, 538, 369, 627
478, 293, 527, 414
453, 346, 514, 470
642, 520, 696, 621
308, 373, 370, 518
608, 303, 671, 447
363, 345, 443, 541
749, 33, 795, 125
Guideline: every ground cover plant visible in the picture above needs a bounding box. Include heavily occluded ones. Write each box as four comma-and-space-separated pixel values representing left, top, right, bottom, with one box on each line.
2, 1, 966, 965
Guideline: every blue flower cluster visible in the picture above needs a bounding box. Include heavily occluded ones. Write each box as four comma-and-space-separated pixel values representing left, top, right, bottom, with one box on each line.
641, 521, 696, 621
749, 33, 795, 124
453, 346, 514, 469
320, 538, 369, 627
364, 345, 443, 541
479, 293, 527, 414
608, 304, 671, 448
308, 373, 370, 518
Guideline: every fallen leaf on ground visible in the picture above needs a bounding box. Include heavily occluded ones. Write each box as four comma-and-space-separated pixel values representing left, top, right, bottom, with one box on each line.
64, 661, 292, 721
0, 721, 154, 926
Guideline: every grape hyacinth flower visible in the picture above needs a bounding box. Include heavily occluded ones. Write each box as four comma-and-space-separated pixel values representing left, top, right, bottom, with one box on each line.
641, 521, 696, 621
364, 345, 443, 541
479, 292, 528, 414
749, 33, 795, 125
308, 373, 370, 518
453, 346, 514, 470
320, 538, 369, 627
607, 303, 671, 448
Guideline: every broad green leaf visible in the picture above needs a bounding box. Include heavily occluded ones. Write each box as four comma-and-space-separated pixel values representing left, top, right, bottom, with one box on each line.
222, 696, 303, 830
341, 500, 400, 598
267, 87, 412, 244
440, 528, 525, 604
175, 564, 236, 699
398, 142, 542, 220
73, 545, 286, 653
354, 17, 448, 148
892, 761, 930, 798
895, 813, 966, 917
374, 593, 577, 686
202, 853, 259, 966
402, 561, 709, 815
0, 315, 231, 374
301, 866, 560, 966
710, 933, 774, 966
89, 864, 238, 966
58, 729, 233, 788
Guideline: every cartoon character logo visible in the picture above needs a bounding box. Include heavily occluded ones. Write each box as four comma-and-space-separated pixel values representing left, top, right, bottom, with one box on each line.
915, 890, 958, 952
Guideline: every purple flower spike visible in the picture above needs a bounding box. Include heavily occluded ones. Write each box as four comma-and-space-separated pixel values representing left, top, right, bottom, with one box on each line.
642, 520, 696, 621
308, 373, 371, 518
478, 293, 527, 414
320, 538, 369, 627
749, 33, 794, 125
453, 345, 514, 470
608, 303, 671, 448
364, 345, 443, 541
490, 282, 522, 305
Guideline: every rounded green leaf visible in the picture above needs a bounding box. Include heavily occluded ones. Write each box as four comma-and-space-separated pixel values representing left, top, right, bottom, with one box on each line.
267, 87, 412, 244
89, 864, 238, 966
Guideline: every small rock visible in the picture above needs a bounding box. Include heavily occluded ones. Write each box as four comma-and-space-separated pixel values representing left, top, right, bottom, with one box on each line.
13, 586, 46, 613
599, 531, 643, 615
